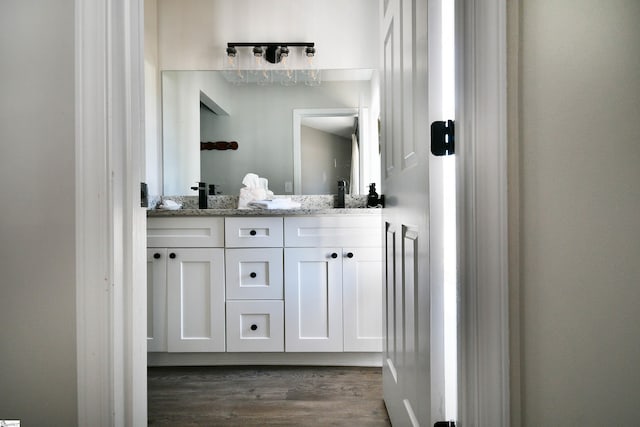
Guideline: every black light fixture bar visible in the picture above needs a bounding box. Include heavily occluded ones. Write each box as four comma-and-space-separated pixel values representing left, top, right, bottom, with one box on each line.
227, 42, 315, 64
227, 42, 314, 48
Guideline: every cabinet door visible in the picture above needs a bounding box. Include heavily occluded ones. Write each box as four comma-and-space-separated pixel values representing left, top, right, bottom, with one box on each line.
343, 247, 384, 352
284, 247, 343, 352
147, 248, 167, 352
166, 248, 225, 352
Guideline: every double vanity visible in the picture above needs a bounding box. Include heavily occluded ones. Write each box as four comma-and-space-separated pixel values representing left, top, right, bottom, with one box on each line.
146, 195, 383, 367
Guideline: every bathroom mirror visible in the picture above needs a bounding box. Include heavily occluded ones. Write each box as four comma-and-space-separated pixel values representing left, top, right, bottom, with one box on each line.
162, 70, 380, 196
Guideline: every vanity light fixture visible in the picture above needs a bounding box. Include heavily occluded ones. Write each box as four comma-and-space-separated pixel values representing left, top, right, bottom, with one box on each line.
225, 42, 318, 86
227, 42, 315, 64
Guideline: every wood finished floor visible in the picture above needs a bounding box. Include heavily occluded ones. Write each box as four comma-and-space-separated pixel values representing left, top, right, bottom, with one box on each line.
148, 366, 391, 426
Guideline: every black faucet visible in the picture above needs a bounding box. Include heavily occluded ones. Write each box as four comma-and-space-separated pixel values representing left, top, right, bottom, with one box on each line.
190, 181, 208, 209
336, 180, 346, 208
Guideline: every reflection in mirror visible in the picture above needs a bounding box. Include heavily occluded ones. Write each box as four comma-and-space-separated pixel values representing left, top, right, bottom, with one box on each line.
162, 70, 380, 196
294, 109, 363, 195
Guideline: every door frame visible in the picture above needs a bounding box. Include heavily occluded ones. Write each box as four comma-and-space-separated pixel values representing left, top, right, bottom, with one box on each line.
74, 0, 510, 425
456, 0, 510, 425
75, 0, 146, 425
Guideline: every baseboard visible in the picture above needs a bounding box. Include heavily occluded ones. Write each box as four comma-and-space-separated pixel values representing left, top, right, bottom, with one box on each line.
148, 352, 383, 367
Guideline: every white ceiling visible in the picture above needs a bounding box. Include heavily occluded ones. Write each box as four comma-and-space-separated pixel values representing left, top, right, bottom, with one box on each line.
302, 116, 356, 139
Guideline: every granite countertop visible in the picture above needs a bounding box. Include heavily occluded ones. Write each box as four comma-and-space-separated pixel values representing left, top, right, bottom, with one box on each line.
147, 195, 383, 217
147, 207, 381, 217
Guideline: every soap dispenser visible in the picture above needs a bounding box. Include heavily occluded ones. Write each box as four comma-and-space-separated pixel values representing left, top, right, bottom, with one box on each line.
367, 183, 379, 207
366, 183, 385, 207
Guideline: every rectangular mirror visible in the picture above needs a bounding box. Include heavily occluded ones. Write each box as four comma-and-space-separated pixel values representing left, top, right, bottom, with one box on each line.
162, 70, 380, 196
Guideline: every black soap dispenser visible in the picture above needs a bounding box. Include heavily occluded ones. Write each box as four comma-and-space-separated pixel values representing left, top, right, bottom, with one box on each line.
367, 183, 378, 207
367, 183, 384, 207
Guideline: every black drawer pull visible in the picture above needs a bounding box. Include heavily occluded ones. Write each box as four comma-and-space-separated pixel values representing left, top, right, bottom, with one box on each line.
250, 272, 257, 278
153, 253, 161, 259
250, 324, 258, 331
169, 252, 176, 259
249, 229, 257, 236
330, 252, 338, 259
346, 252, 354, 258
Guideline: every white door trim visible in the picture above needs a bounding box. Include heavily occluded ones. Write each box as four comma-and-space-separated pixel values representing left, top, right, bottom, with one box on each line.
457, 0, 510, 425
75, 0, 146, 425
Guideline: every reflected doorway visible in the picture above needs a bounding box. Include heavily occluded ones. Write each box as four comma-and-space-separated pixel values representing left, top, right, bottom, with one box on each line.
293, 108, 375, 195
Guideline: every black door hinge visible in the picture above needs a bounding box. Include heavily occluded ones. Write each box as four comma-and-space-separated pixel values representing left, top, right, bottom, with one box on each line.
431, 119, 455, 156
140, 182, 149, 208
434, 422, 456, 427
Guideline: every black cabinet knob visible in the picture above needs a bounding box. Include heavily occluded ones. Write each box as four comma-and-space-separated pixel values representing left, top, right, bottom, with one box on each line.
169, 252, 176, 259
331, 252, 338, 259
153, 253, 161, 259
249, 229, 257, 236
250, 272, 257, 278
346, 252, 354, 258
250, 324, 258, 331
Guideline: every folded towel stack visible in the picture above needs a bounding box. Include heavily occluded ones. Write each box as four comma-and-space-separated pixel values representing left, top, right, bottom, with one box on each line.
248, 198, 302, 210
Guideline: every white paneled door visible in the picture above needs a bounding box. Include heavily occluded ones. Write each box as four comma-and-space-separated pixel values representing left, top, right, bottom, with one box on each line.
381, 0, 457, 425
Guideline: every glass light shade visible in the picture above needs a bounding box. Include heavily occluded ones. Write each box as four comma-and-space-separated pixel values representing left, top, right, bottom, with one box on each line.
222, 52, 247, 85
303, 54, 321, 86
250, 53, 272, 85
277, 53, 297, 86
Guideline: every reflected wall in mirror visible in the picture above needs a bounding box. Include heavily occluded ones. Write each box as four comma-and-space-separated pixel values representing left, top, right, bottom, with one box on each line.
162, 70, 380, 196
294, 108, 366, 195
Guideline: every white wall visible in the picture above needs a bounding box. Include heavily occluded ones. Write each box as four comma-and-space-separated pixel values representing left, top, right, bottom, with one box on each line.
0, 1, 78, 425
145, 0, 162, 195
162, 70, 234, 195
300, 126, 352, 194
516, 0, 640, 425
157, 0, 379, 71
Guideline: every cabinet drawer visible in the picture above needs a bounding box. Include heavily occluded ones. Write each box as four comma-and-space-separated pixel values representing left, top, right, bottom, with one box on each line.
226, 300, 284, 352
147, 217, 224, 248
225, 217, 283, 248
284, 216, 382, 248
225, 248, 283, 299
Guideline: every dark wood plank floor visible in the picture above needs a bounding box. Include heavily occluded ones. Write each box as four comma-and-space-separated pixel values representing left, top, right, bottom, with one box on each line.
148, 366, 391, 426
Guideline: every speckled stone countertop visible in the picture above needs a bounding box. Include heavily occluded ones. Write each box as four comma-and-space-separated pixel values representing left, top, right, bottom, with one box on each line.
147, 195, 383, 217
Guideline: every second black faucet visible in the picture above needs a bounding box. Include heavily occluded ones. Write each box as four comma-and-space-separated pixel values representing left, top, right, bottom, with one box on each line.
190, 181, 208, 209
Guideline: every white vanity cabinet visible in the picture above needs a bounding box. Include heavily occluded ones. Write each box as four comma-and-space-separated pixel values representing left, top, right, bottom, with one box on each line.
147, 217, 226, 352
147, 212, 383, 362
224, 217, 285, 352
284, 216, 383, 352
